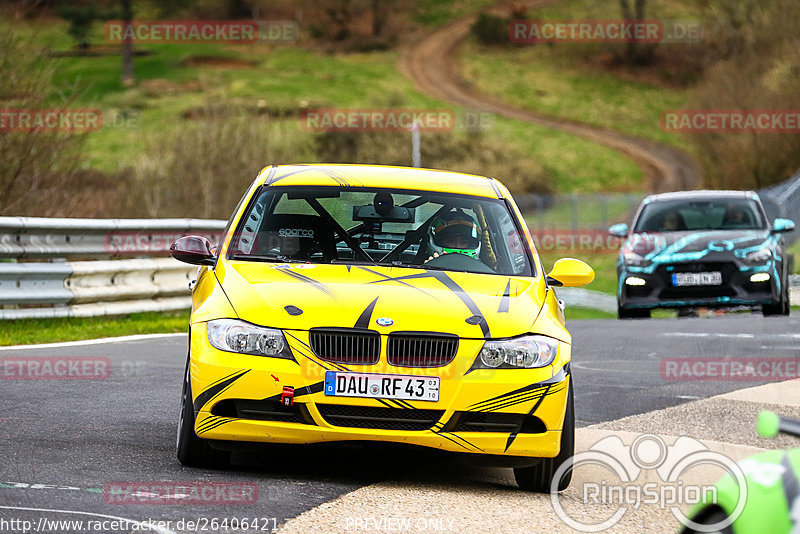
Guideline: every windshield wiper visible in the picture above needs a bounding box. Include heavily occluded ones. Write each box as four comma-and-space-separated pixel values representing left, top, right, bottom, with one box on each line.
331, 259, 452, 271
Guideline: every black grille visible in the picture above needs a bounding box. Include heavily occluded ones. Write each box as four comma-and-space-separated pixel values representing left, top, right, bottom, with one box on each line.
387, 333, 458, 367
309, 328, 380, 365
448, 412, 547, 434
210, 399, 312, 424
316, 404, 443, 431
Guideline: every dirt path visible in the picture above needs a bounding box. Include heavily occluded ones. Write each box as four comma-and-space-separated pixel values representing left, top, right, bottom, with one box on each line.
398, 2, 701, 192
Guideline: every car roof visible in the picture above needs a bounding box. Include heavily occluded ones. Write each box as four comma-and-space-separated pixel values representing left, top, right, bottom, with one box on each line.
644, 190, 759, 203
254, 164, 504, 199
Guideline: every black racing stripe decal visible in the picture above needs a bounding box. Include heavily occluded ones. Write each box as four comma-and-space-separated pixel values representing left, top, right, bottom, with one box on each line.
357, 266, 438, 298
197, 416, 235, 435
278, 268, 334, 297
393, 399, 416, 410
354, 297, 379, 329
468, 368, 569, 409
369, 270, 490, 338
193, 370, 250, 412
504, 384, 553, 452
469, 383, 547, 411
432, 430, 471, 451
498, 279, 511, 313
486, 383, 566, 413
268, 167, 314, 185
284, 331, 349, 372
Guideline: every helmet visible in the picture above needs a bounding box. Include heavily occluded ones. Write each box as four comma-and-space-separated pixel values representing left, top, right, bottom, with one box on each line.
429, 210, 482, 259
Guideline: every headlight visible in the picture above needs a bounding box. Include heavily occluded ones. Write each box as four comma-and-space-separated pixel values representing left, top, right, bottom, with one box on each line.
473, 335, 559, 370
206, 319, 292, 359
623, 252, 651, 267
744, 246, 772, 264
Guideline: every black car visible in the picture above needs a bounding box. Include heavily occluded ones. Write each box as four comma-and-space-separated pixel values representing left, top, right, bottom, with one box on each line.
609, 190, 795, 318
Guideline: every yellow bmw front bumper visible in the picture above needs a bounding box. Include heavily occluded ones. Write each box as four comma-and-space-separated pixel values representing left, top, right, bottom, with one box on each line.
189, 323, 570, 458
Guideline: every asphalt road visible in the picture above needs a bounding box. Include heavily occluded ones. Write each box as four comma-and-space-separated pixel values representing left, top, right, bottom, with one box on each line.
0, 313, 797, 533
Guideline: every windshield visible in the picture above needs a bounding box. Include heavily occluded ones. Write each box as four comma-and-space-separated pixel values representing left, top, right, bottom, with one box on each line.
634, 197, 766, 233
227, 186, 534, 277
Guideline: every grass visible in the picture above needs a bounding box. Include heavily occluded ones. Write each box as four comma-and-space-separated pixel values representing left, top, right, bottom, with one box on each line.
0, 311, 189, 346
7, 11, 644, 193
788, 240, 800, 274
564, 307, 615, 320
540, 252, 618, 296
459, 0, 704, 149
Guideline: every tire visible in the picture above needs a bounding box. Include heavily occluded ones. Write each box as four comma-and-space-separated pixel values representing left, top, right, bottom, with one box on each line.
514, 377, 574, 492
176, 359, 230, 468
618, 306, 651, 319
762, 277, 790, 317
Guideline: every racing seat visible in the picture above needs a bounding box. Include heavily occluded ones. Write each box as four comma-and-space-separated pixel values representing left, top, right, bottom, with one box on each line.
254, 214, 338, 263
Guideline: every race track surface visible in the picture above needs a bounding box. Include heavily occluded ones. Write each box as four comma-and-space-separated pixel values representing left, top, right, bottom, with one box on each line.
0, 314, 796, 532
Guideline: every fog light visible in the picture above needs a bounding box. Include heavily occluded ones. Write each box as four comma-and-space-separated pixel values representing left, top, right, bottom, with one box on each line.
750, 273, 770, 283
625, 277, 646, 286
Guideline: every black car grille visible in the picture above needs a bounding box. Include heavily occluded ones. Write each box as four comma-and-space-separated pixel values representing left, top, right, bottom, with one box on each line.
447, 412, 547, 434
316, 404, 444, 431
656, 262, 738, 299
309, 328, 380, 365
387, 333, 458, 367
210, 399, 312, 424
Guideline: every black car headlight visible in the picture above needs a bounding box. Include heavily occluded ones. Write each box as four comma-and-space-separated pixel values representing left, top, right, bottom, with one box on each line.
472, 335, 559, 369
206, 319, 292, 358
744, 246, 772, 264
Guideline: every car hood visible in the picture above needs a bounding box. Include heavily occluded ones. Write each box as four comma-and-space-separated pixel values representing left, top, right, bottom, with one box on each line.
625, 229, 772, 262
216, 262, 546, 339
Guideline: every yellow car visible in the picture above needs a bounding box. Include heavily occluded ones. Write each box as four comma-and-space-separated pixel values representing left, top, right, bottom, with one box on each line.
171, 164, 594, 492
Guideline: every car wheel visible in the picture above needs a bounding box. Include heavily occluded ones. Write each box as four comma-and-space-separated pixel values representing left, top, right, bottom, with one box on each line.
618, 306, 650, 319
514, 377, 574, 492
176, 359, 230, 468
763, 278, 790, 317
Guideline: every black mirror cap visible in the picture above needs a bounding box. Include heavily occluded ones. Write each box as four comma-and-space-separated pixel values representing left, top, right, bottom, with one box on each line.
170, 235, 216, 266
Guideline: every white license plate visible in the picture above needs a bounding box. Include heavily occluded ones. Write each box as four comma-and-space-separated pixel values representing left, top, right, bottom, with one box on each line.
324, 371, 440, 402
672, 271, 722, 286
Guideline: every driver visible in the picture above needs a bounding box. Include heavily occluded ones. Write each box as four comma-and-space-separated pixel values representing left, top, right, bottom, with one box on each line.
427, 210, 482, 260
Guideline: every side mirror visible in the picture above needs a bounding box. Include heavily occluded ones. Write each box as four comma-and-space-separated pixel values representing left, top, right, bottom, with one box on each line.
772, 218, 795, 234
546, 258, 595, 288
608, 223, 629, 238
170, 235, 216, 266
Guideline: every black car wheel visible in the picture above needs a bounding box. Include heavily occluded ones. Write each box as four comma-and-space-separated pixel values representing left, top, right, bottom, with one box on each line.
762, 275, 790, 316
176, 358, 231, 468
514, 377, 574, 492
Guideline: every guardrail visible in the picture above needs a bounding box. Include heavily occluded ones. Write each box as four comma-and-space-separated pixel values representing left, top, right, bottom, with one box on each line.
0, 218, 226, 320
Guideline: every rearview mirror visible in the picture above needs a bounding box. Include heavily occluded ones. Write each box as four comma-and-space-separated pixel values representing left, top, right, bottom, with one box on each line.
546, 258, 595, 287
772, 218, 795, 234
608, 223, 629, 238
170, 235, 216, 266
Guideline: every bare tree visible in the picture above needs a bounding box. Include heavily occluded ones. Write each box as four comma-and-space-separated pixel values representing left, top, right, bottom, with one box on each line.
120, 0, 134, 85
618, 0, 654, 65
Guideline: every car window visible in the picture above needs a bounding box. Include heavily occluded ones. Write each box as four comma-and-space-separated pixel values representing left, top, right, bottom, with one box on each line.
227, 186, 535, 277
634, 198, 766, 232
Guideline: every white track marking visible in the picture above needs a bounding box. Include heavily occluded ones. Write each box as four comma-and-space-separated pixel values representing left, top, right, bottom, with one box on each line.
0, 505, 176, 534
0, 333, 186, 351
